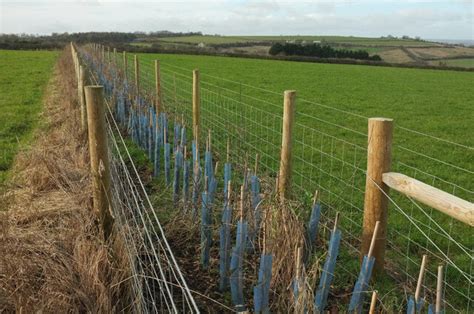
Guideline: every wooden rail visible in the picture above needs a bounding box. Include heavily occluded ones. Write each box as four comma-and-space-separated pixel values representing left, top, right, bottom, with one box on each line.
382, 172, 474, 226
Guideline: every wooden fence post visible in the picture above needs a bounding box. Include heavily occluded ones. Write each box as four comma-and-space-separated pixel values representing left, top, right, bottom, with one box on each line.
84, 86, 114, 239
278, 90, 296, 201
155, 60, 162, 114
78, 65, 87, 132
192, 69, 200, 143
134, 54, 139, 96
361, 117, 393, 273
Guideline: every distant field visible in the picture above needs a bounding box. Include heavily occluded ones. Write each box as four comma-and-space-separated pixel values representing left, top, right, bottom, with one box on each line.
155, 35, 260, 44
0, 50, 58, 183
409, 46, 474, 59
138, 53, 473, 146
154, 35, 438, 47
438, 58, 474, 68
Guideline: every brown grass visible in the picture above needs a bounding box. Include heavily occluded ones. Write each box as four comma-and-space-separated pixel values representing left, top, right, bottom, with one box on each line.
0, 47, 130, 312
378, 48, 414, 63
408, 46, 474, 59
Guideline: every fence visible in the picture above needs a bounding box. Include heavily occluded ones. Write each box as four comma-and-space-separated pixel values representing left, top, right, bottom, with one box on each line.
72, 44, 201, 313
75, 43, 472, 312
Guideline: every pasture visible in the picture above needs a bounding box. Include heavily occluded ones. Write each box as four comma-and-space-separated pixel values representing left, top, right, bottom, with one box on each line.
136, 53, 473, 149
154, 35, 438, 47
442, 58, 474, 68
0, 50, 58, 183
124, 51, 473, 309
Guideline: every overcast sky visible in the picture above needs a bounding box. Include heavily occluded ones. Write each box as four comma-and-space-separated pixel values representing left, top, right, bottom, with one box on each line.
1, 0, 473, 39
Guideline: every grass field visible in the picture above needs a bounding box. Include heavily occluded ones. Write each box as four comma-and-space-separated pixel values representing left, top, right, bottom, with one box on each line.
440, 58, 474, 68
135, 53, 473, 147
154, 35, 439, 47
122, 51, 473, 310
0, 50, 58, 183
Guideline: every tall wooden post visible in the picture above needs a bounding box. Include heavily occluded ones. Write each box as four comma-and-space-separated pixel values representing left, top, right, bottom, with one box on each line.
84, 86, 114, 239
78, 65, 87, 132
192, 69, 200, 143
155, 60, 161, 114
278, 90, 296, 201
123, 51, 127, 81
134, 55, 139, 96
361, 117, 393, 272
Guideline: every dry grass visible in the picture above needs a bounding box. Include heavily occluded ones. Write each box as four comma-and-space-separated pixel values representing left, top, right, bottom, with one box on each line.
0, 47, 130, 312
258, 186, 318, 312
378, 48, 414, 63
408, 46, 474, 59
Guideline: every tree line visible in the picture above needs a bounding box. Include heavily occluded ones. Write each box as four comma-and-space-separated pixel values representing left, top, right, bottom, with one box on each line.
269, 43, 382, 61
0, 31, 203, 50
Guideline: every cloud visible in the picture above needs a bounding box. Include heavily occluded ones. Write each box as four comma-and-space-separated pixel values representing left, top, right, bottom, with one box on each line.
0, 0, 472, 39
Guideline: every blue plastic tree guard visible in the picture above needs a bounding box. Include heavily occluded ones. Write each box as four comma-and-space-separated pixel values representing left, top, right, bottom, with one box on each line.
307, 201, 322, 251
173, 148, 183, 203
251, 175, 262, 227
147, 107, 155, 162
254, 253, 273, 313
183, 159, 191, 210
314, 229, 342, 313
219, 203, 233, 291
173, 122, 181, 152
230, 221, 248, 311
247, 174, 262, 252
204, 150, 214, 183
406, 296, 425, 314
348, 255, 376, 313
180, 126, 187, 148
164, 142, 171, 185
192, 140, 198, 171
200, 192, 212, 268
153, 119, 161, 177
192, 157, 201, 218
223, 162, 231, 203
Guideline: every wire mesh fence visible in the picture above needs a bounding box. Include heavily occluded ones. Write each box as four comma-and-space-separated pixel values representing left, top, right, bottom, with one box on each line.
91, 47, 471, 312
80, 49, 200, 313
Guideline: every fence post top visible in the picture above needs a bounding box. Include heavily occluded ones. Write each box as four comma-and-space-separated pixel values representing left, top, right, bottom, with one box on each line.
193, 69, 200, 73
369, 117, 393, 122
84, 85, 104, 90
284, 90, 296, 95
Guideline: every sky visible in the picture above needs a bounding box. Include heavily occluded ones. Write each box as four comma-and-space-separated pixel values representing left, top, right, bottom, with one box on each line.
1, 0, 473, 40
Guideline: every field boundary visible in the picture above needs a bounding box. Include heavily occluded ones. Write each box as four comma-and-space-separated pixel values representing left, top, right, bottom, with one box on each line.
74, 43, 473, 312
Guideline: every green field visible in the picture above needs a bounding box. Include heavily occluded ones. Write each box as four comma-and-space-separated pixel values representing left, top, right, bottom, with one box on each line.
154, 35, 439, 47
0, 50, 58, 183
122, 52, 473, 310
441, 58, 474, 68
135, 53, 473, 147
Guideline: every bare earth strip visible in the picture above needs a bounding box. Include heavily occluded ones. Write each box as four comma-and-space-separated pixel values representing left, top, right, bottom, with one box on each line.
0, 48, 129, 312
